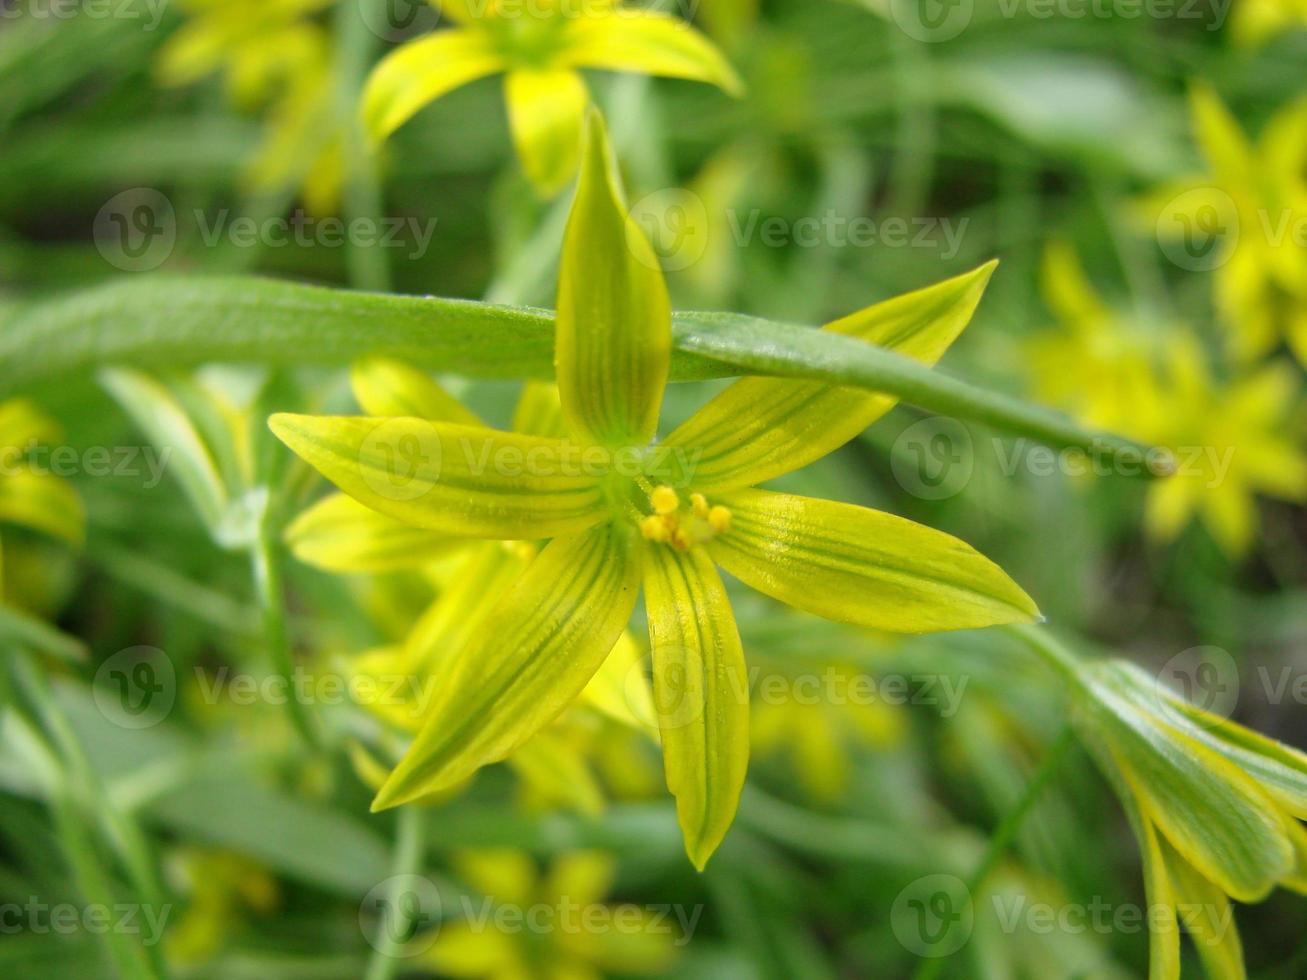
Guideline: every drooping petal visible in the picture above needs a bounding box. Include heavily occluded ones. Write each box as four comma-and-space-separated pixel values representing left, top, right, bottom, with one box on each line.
1041, 241, 1111, 329
1189, 83, 1257, 189
664, 263, 996, 493
507, 731, 605, 816
580, 630, 657, 734
372, 522, 640, 809
1160, 832, 1246, 980
560, 11, 744, 97
555, 108, 672, 448
350, 357, 483, 425
644, 545, 748, 869
285, 492, 463, 572
504, 68, 589, 195
1113, 779, 1181, 980
0, 470, 85, 545
269, 414, 609, 539
707, 489, 1038, 633
361, 29, 506, 142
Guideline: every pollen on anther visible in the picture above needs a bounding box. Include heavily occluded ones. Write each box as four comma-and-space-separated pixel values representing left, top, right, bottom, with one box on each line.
651, 486, 680, 515
640, 515, 671, 543
708, 505, 732, 534
691, 493, 710, 518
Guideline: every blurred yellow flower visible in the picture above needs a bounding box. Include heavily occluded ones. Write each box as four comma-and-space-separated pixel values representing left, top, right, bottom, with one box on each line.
1231, 0, 1307, 47
362, 0, 743, 194
165, 848, 279, 965
423, 849, 679, 979
1142, 86, 1307, 365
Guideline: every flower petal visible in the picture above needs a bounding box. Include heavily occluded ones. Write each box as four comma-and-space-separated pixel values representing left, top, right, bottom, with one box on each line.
372, 522, 640, 808
708, 489, 1038, 633
644, 545, 748, 869
0, 399, 60, 450
350, 357, 483, 425
285, 492, 462, 572
555, 108, 672, 447
560, 11, 743, 97
0, 470, 84, 545
269, 413, 609, 540
1159, 832, 1246, 980
664, 263, 996, 493
361, 29, 505, 142
504, 68, 589, 196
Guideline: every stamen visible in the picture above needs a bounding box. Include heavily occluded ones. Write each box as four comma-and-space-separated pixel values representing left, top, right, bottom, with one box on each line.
691, 493, 710, 518
651, 486, 680, 515
708, 506, 732, 534
640, 489, 734, 550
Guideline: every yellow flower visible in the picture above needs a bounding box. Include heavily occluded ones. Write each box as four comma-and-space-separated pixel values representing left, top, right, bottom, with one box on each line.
270, 109, 1038, 868
1041, 642, 1307, 980
0, 399, 85, 597
362, 0, 743, 194
1142, 86, 1307, 365
1231, 0, 1307, 47
422, 849, 679, 978
165, 848, 279, 965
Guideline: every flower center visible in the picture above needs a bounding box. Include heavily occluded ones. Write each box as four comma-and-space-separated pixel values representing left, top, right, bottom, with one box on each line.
638, 486, 732, 551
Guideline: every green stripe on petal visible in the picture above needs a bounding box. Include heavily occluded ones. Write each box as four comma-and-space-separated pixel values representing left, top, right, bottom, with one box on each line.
269, 413, 608, 540
361, 29, 506, 142
560, 11, 744, 97
664, 263, 996, 493
350, 357, 483, 426
644, 546, 748, 870
555, 108, 671, 448
504, 68, 589, 196
372, 522, 640, 808
707, 489, 1038, 633
285, 492, 464, 573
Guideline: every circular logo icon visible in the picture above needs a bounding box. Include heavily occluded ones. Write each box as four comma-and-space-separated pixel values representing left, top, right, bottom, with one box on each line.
93, 646, 177, 729
359, 874, 442, 956
1156, 645, 1239, 723
641, 645, 712, 731
94, 188, 176, 272
891, 874, 974, 958
891, 418, 973, 500
628, 188, 710, 272
1155, 187, 1239, 272
889, 0, 974, 42
359, 418, 443, 502
357, 0, 441, 41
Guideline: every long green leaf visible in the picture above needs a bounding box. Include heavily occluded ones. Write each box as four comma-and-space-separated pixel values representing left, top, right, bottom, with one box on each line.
0, 276, 1167, 474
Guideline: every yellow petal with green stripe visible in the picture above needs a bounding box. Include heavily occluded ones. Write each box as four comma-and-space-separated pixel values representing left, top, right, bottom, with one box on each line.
504, 68, 589, 196
707, 489, 1038, 633
362, 28, 505, 142
285, 492, 463, 572
0, 470, 85, 545
665, 263, 996, 492
511, 382, 567, 439
269, 414, 608, 539
561, 11, 744, 97
351, 358, 482, 425
644, 545, 748, 869
372, 522, 640, 809
555, 108, 671, 447
1161, 832, 1246, 980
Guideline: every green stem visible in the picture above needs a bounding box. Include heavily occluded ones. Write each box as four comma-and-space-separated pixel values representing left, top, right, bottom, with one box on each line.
911, 726, 1076, 980
362, 806, 429, 980
0, 276, 1170, 476
1007, 623, 1088, 690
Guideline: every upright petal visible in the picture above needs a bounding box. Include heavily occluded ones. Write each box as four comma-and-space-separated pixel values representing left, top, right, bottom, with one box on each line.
644, 546, 748, 869
707, 489, 1038, 633
362, 30, 506, 142
664, 263, 996, 493
560, 11, 744, 97
350, 358, 483, 426
372, 522, 640, 808
504, 69, 589, 196
555, 109, 672, 447
269, 414, 609, 539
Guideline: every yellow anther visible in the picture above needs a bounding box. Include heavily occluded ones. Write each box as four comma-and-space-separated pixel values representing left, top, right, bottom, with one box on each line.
672, 526, 694, 551
691, 493, 710, 518
708, 505, 733, 534
640, 515, 671, 543
651, 485, 680, 515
